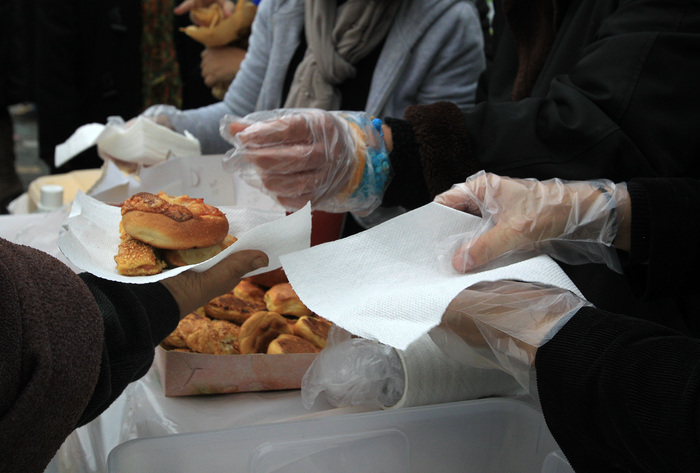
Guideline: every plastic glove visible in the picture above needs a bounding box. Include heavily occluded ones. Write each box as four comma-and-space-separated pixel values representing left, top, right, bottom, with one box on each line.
434, 171, 630, 273
301, 327, 405, 409
220, 109, 391, 215
429, 280, 590, 398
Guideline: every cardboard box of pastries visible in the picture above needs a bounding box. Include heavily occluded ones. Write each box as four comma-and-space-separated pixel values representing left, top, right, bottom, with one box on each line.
155, 275, 332, 397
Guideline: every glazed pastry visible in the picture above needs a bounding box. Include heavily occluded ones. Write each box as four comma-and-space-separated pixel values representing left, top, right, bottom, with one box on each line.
267, 334, 319, 354
239, 311, 293, 354
121, 191, 229, 249
162, 310, 209, 348
293, 315, 332, 349
264, 283, 312, 317
186, 319, 241, 355
204, 292, 267, 325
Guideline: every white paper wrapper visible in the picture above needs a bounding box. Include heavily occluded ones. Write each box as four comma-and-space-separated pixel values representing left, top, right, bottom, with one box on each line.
281, 202, 582, 351
390, 335, 524, 409
58, 192, 311, 283
55, 117, 201, 168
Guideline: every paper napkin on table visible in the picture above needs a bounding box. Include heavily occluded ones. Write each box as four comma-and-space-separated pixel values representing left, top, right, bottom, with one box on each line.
55, 116, 201, 168
58, 192, 310, 284
281, 202, 582, 351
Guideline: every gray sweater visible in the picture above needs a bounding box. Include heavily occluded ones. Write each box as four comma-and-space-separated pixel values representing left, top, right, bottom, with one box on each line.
165, 0, 486, 154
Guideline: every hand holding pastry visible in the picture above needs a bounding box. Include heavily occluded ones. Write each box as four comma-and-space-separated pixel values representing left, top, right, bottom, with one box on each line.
161, 250, 268, 318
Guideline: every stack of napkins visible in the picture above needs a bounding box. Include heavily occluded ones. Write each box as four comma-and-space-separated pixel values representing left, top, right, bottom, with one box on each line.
55, 117, 201, 168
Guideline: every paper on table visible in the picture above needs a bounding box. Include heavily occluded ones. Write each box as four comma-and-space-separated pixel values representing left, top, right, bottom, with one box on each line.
58, 192, 311, 284
281, 202, 582, 351
55, 117, 201, 168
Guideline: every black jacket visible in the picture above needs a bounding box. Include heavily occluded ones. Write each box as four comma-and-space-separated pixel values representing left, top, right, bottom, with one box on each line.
385, 0, 700, 329
536, 178, 700, 473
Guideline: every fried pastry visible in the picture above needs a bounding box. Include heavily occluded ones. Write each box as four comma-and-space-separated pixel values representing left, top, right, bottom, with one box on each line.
186, 319, 241, 355
264, 283, 312, 317
204, 292, 267, 324
114, 223, 167, 276
239, 311, 293, 354
233, 279, 266, 303
162, 310, 209, 348
267, 334, 319, 354
293, 316, 332, 349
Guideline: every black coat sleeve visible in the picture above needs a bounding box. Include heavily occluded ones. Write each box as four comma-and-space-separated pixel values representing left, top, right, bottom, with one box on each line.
76, 275, 180, 426
536, 307, 700, 473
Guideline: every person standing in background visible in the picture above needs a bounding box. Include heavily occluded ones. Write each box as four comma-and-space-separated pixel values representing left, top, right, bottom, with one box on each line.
0, 0, 33, 212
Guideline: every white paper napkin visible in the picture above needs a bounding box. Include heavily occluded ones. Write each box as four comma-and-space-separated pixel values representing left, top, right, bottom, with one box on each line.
55, 117, 201, 168
58, 192, 311, 283
281, 202, 582, 351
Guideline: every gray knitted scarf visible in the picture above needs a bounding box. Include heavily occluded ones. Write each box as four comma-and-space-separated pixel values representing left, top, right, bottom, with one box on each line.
284, 0, 400, 110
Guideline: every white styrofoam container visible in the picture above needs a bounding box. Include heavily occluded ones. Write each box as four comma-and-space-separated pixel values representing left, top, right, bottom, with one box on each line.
108, 398, 573, 473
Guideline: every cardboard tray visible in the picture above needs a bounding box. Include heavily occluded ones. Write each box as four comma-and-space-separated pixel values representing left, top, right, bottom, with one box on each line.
155, 345, 317, 397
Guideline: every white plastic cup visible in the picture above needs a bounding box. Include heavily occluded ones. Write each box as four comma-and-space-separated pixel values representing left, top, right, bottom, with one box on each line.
37, 184, 64, 212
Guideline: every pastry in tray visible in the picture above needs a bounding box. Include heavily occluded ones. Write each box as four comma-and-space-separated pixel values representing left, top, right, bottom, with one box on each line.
264, 283, 313, 318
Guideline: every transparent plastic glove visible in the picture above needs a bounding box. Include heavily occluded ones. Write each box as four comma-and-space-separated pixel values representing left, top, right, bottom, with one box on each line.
220, 109, 391, 215
301, 327, 405, 409
434, 171, 630, 273
141, 104, 180, 130
429, 280, 590, 398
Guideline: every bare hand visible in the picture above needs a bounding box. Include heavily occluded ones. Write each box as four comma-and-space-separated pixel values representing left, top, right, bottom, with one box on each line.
161, 250, 268, 318
174, 0, 234, 22
200, 46, 247, 87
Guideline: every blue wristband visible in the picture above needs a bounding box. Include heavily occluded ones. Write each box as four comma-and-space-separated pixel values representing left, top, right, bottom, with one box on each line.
350, 117, 390, 202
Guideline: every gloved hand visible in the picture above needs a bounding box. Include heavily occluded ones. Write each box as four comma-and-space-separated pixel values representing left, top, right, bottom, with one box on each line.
429, 280, 590, 397
220, 109, 391, 215
434, 171, 630, 273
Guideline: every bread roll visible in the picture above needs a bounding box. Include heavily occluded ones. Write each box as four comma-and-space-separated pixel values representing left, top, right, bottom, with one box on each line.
121, 191, 229, 250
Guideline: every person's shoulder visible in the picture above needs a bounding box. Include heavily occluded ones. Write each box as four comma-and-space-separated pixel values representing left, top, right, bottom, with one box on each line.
259, 0, 304, 15
397, 0, 479, 25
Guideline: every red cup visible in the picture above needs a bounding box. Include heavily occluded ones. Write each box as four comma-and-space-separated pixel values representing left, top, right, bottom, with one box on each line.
248, 210, 345, 286
310, 210, 346, 246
